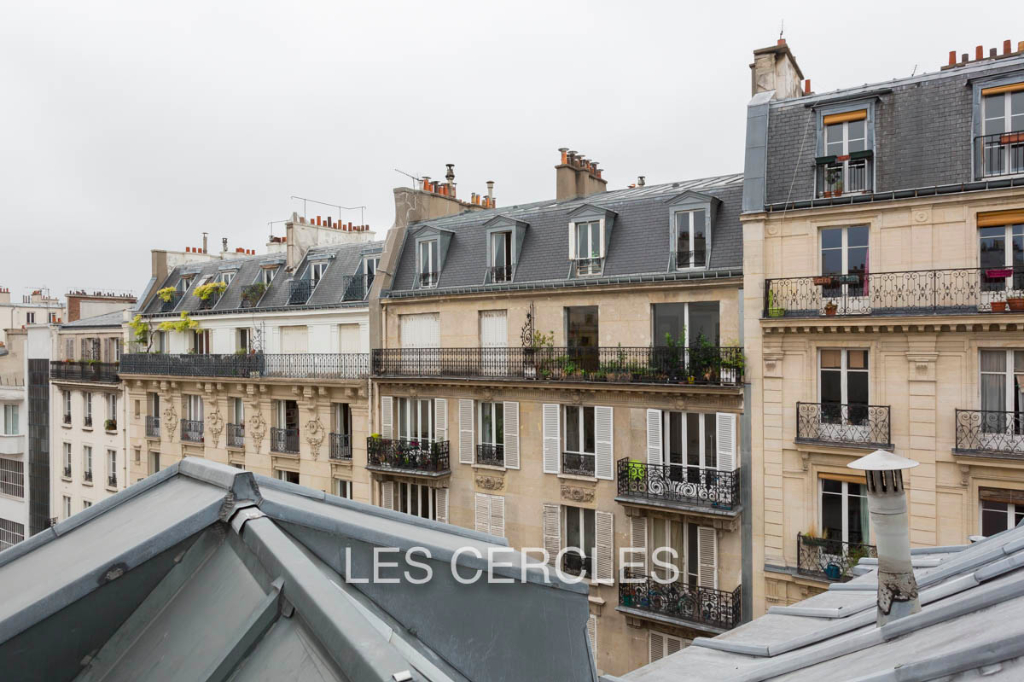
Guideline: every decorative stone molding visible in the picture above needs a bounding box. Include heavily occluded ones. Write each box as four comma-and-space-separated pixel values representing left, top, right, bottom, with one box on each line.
305, 414, 326, 460
249, 411, 267, 451
561, 485, 595, 504
162, 405, 178, 441
763, 351, 784, 378
475, 474, 504, 491
959, 463, 971, 487
207, 408, 224, 448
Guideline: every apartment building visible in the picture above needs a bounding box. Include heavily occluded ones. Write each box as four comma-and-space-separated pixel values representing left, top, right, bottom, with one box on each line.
118, 217, 382, 501
371, 153, 748, 676
0, 288, 63, 347
741, 40, 1024, 612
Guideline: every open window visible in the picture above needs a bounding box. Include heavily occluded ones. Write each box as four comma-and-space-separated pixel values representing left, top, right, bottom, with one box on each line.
814, 104, 874, 197
976, 79, 1024, 179
566, 205, 616, 278
483, 215, 527, 284
666, 190, 719, 270
410, 225, 453, 289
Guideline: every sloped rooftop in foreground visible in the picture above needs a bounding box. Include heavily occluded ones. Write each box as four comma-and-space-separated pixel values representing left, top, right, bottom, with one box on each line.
0, 458, 596, 682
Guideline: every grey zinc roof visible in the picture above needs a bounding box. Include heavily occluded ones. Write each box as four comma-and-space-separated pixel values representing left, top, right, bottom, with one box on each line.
605, 524, 1024, 682
60, 310, 126, 328
387, 175, 744, 296
0, 458, 596, 682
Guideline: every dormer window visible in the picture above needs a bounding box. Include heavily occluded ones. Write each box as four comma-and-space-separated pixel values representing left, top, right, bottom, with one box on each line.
573, 220, 603, 276
310, 261, 328, 287
217, 271, 235, 285
261, 266, 277, 287
674, 209, 708, 269
418, 239, 439, 287
176, 275, 194, 293
815, 107, 874, 198
489, 231, 512, 283
981, 89, 1024, 177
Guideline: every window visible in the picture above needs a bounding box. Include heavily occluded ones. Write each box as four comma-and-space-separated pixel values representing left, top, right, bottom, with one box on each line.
84, 392, 92, 426
176, 275, 194, 293
979, 350, 1024, 438
149, 451, 161, 474
489, 231, 513, 282
154, 331, 167, 353
84, 446, 92, 480
218, 271, 235, 285
336, 479, 353, 500
237, 328, 251, 353
661, 411, 718, 481
818, 110, 871, 195
0, 458, 24, 498
333, 402, 351, 436
820, 477, 870, 545
0, 518, 24, 550
106, 393, 118, 428
261, 266, 277, 286
981, 90, 1024, 177
83, 500, 92, 509
3, 404, 17, 435
478, 402, 504, 463
564, 406, 595, 455
649, 517, 686, 582
107, 449, 117, 476
566, 306, 598, 348
653, 302, 720, 346
979, 223, 1024, 295
362, 256, 379, 286
418, 239, 439, 287
186, 395, 204, 422
397, 481, 437, 520
820, 226, 869, 312
980, 488, 1024, 536
820, 349, 869, 427
674, 209, 707, 269
49, 312, 57, 324
396, 398, 434, 443
564, 506, 596, 576
277, 470, 299, 484
232, 397, 245, 425
63, 496, 72, 519
310, 261, 329, 286
573, 220, 603, 275
63, 442, 72, 476
649, 631, 686, 664
26, 312, 34, 325
192, 329, 211, 354
62, 391, 71, 424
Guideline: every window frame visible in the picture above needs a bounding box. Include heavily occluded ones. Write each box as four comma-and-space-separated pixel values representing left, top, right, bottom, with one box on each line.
478, 401, 504, 448
661, 410, 718, 472
819, 477, 870, 544
818, 348, 870, 406
572, 220, 604, 276
672, 209, 710, 270
417, 238, 440, 287
3, 404, 18, 435
396, 397, 434, 443
336, 479, 353, 500
979, 349, 1024, 417
564, 504, 597, 565
814, 101, 876, 196
563, 405, 596, 456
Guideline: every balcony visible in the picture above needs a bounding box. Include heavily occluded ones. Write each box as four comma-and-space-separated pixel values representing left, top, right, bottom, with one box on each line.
120, 353, 369, 380
271, 427, 300, 455
227, 423, 244, 448
0, 434, 25, 456
797, 533, 876, 583
366, 438, 450, 476
562, 451, 595, 477
62, 465, 71, 479
487, 265, 512, 284
342, 275, 369, 301
619, 572, 742, 632
49, 361, 120, 384
372, 346, 744, 387
160, 291, 183, 313
764, 266, 1024, 319
419, 272, 439, 288
561, 550, 591, 578
145, 415, 160, 438
796, 402, 892, 449
240, 283, 266, 308
976, 131, 1024, 179
476, 443, 504, 467
574, 257, 604, 277
107, 473, 117, 488
329, 432, 351, 461
288, 279, 316, 305
197, 291, 221, 310
616, 460, 741, 511
955, 409, 1024, 459
84, 470, 92, 483
815, 153, 872, 198
181, 419, 204, 443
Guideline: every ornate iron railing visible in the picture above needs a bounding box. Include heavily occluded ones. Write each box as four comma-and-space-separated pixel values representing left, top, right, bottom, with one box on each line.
145, 415, 160, 438
197, 291, 221, 310
487, 265, 513, 284
815, 156, 872, 198
796, 402, 892, 448
108, 473, 117, 488
160, 292, 183, 312
330, 432, 352, 460
84, 416, 92, 428
372, 346, 744, 386
561, 550, 591, 578
63, 465, 71, 478
796, 533, 876, 582
955, 409, 1024, 457
575, 257, 604, 276
227, 423, 244, 448
764, 266, 1024, 319
342, 275, 369, 301
616, 459, 740, 510
419, 272, 439, 288
674, 250, 707, 269
181, 419, 204, 443
366, 438, 450, 474
562, 451, 595, 477
619, 572, 742, 631
976, 131, 1024, 179
288, 279, 316, 305
49, 361, 120, 383
271, 427, 300, 454
84, 470, 92, 483
120, 353, 370, 380
476, 443, 504, 467
240, 284, 266, 308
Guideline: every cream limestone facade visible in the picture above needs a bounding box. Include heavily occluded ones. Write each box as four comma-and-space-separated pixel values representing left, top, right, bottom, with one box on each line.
744, 189, 1024, 613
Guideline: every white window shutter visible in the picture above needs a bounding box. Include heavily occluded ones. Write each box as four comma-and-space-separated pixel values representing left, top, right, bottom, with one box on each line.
381, 396, 393, 439
475, 493, 490, 533
698, 526, 717, 589
543, 503, 561, 566
595, 510, 614, 584
436, 488, 449, 524
459, 399, 474, 464
666, 634, 683, 657
587, 614, 598, 666
630, 516, 648, 577
647, 409, 663, 466
490, 494, 505, 538
381, 481, 394, 510
568, 223, 576, 260
435, 398, 448, 441
716, 412, 737, 472
543, 404, 560, 474
503, 401, 520, 469
649, 631, 664, 663
594, 406, 614, 480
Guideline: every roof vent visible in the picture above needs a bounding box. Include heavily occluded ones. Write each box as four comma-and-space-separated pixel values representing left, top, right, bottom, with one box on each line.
849, 450, 921, 626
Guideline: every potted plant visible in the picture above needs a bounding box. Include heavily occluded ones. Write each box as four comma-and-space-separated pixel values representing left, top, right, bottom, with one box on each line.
992, 300, 1008, 312
824, 301, 839, 316
104, 418, 117, 431
801, 528, 829, 547
156, 287, 177, 303
813, 275, 835, 286
193, 281, 227, 302
1008, 294, 1024, 312
767, 290, 786, 318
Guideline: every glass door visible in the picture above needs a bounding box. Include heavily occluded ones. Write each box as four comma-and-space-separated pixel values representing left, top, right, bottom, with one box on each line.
820, 226, 869, 315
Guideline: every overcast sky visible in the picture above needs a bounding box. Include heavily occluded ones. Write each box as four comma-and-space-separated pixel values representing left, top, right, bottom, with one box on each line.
1, 0, 1019, 302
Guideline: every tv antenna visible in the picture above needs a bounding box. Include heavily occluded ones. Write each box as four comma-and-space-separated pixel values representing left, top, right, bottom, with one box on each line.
394, 169, 422, 189
289, 196, 366, 226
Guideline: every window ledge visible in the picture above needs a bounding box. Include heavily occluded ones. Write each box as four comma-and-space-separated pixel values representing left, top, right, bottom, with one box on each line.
61, 476, 72, 482
558, 472, 598, 483
105, 430, 118, 435
473, 463, 506, 472
82, 426, 93, 432
82, 480, 93, 487
61, 424, 72, 429
0, 492, 24, 502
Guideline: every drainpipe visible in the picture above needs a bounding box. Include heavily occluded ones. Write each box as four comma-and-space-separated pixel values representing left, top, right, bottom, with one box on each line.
849, 449, 921, 626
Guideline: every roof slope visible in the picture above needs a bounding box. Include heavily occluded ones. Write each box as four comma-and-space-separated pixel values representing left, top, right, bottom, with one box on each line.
0, 458, 596, 682
60, 310, 126, 328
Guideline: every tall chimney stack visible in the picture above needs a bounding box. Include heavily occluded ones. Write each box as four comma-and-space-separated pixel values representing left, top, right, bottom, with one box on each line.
849, 450, 921, 626
222, 237, 228, 254
202, 232, 208, 254
750, 39, 805, 100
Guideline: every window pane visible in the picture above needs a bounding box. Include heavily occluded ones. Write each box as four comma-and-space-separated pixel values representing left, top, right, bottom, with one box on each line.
584, 509, 596, 559
847, 120, 866, 151
820, 349, 842, 369
848, 489, 869, 545
686, 413, 700, 467
589, 223, 601, 258
982, 500, 1009, 537
676, 213, 691, 254
565, 406, 580, 451
981, 373, 1007, 413
687, 524, 699, 587
980, 227, 1006, 270
982, 349, 1008, 373
704, 414, 716, 469
821, 488, 844, 540
848, 350, 868, 370
822, 479, 842, 494
668, 412, 683, 466
821, 249, 843, 276
482, 405, 493, 444
847, 372, 869, 405
583, 406, 595, 454
1013, 91, 1024, 117
821, 370, 842, 404
495, 403, 504, 446
984, 95, 1006, 134
821, 228, 843, 250
688, 302, 720, 345
692, 210, 706, 256
653, 303, 686, 347
566, 507, 581, 548
825, 125, 843, 155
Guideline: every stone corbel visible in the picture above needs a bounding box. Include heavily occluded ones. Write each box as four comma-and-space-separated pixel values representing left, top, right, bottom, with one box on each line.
475, 474, 504, 491
162, 405, 178, 441
959, 463, 971, 487
801, 452, 810, 472
907, 353, 938, 382
763, 351, 784, 378
305, 413, 325, 460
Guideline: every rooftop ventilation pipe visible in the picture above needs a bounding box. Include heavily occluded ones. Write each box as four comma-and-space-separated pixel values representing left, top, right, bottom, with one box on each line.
849, 449, 921, 626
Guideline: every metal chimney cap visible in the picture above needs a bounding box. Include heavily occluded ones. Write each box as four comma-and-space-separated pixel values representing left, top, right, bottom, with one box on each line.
848, 449, 920, 471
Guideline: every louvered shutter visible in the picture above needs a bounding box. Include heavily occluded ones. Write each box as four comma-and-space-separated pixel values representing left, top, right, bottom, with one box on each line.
459, 399, 474, 464
475, 493, 490, 533
595, 510, 614, 584
543, 404, 560, 474
543, 504, 561, 566
435, 398, 448, 441
435, 488, 449, 524
698, 526, 717, 589
503, 401, 520, 469
630, 516, 648, 577
380, 396, 393, 439
586, 614, 598, 665
594, 406, 613, 480
649, 631, 665, 663
568, 223, 576, 260
716, 412, 737, 472
666, 634, 683, 657
647, 409, 663, 466
490, 495, 505, 538
381, 481, 395, 510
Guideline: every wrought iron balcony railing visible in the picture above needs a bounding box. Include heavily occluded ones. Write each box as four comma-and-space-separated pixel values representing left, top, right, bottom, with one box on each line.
372, 346, 744, 386
815, 155, 873, 198
574, 257, 604, 277
619, 571, 742, 631
84, 416, 92, 428
674, 249, 707, 270
764, 266, 1024, 319
288, 279, 316, 305
240, 284, 266, 308
120, 353, 370, 380
616, 460, 740, 510
561, 550, 592, 578
329, 432, 352, 460
227, 423, 244, 448
419, 272, 439, 288
797, 533, 876, 583
145, 415, 160, 438
108, 474, 117, 488
476, 443, 504, 467
49, 361, 120, 383
84, 470, 92, 483
562, 451, 595, 477
181, 419, 204, 443
366, 438, 450, 474
487, 265, 513, 284
62, 413, 71, 425
955, 409, 1024, 458
342, 275, 369, 301
63, 465, 71, 478
976, 131, 1024, 179
796, 402, 892, 448
160, 291, 183, 312
271, 427, 300, 454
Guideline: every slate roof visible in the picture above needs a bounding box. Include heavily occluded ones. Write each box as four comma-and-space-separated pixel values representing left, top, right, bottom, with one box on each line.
387, 175, 744, 297
605, 524, 1024, 681
60, 310, 125, 328
0, 458, 596, 682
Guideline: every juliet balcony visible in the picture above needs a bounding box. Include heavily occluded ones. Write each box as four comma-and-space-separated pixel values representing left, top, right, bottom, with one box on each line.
181, 419, 204, 444
329, 432, 352, 461
796, 402, 893, 449
145, 415, 160, 438
366, 437, 450, 476
954, 409, 1024, 459
976, 131, 1024, 180
616, 460, 740, 513
120, 353, 369, 381
49, 361, 119, 384
796, 533, 876, 583
618, 572, 742, 633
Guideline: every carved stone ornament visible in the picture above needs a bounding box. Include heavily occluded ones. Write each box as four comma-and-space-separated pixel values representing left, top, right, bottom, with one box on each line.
249, 411, 267, 451
163, 405, 178, 441
305, 414, 326, 460
207, 408, 224, 448
475, 474, 504, 491
560, 485, 595, 503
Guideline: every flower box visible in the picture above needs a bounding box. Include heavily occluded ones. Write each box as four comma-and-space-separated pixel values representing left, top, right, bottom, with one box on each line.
986, 268, 1013, 279
1008, 297, 1024, 312
836, 274, 862, 285
813, 276, 835, 286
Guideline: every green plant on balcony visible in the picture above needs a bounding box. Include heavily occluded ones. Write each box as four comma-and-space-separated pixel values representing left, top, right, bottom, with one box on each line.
156, 287, 177, 303
242, 282, 266, 306
104, 418, 117, 431
157, 312, 199, 334
767, 290, 786, 317
193, 281, 227, 301
127, 314, 153, 352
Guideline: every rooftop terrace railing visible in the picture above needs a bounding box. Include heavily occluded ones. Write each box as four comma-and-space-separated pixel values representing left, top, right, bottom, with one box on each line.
120, 353, 370, 380
49, 361, 119, 384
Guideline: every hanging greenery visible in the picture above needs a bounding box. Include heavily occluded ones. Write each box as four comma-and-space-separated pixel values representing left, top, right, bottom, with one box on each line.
127, 315, 152, 352
156, 287, 178, 303
193, 281, 227, 301
157, 312, 200, 333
